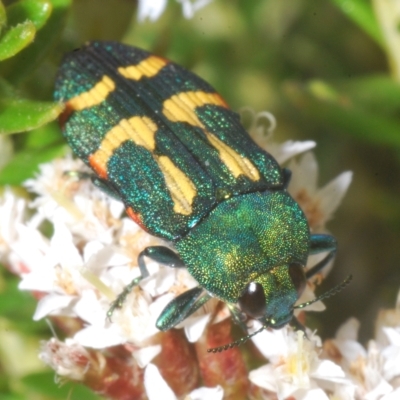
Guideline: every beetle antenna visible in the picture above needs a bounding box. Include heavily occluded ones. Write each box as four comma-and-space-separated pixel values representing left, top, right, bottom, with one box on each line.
207, 275, 352, 353
294, 274, 352, 310
207, 323, 268, 353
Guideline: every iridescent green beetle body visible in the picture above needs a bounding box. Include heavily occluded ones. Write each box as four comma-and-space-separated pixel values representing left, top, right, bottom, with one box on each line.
54, 41, 338, 346
177, 190, 308, 305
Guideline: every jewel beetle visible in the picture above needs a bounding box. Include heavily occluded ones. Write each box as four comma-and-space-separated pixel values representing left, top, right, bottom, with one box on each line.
54, 41, 349, 352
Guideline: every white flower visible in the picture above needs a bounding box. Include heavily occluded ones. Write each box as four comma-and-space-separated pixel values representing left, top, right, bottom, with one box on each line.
375, 289, 400, 346
287, 152, 352, 233
39, 338, 92, 381
24, 154, 125, 243
249, 324, 353, 400
242, 108, 316, 164
0, 187, 27, 269
15, 155, 213, 350
284, 151, 352, 281
137, 0, 167, 21
325, 316, 400, 400
144, 363, 223, 400
176, 0, 213, 19
137, 0, 212, 21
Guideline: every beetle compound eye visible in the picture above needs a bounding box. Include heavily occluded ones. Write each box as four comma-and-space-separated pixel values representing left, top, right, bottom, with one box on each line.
289, 263, 306, 298
238, 282, 266, 319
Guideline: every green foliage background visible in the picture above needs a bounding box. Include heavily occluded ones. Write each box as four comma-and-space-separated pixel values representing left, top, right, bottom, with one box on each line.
0, 0, 399, 398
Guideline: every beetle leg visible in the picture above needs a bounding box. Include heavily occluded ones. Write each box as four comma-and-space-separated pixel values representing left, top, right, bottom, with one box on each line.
107, 246, 185, 319
306, 234, 337, 279
156, 286, 211, 331
138, 246, 186, 269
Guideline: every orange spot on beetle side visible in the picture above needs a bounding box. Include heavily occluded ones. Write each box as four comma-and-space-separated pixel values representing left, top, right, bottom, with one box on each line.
88, 154, 108, 180
126, 207, 146, 231
213, 93, 229, 109
59, 103, 74, 129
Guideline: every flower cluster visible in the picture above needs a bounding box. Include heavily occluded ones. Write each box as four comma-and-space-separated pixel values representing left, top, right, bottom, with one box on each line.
137, 0, 213, 21
0, 110, 363, 399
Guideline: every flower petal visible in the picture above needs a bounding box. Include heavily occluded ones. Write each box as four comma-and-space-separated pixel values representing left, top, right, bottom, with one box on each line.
177, 0, 213, 19
144, 363, 177, 400
74, 325, 126, 348
250, 322, 289, 360
318, 171, 352, 222
381, 387, 400, 400
312, 359, 346, 380
296, 388, 330, 400
133, 345, 162, 368
288, 152, 318, 195
336, 317, 360, 341
137, 0, 167, 21
183, 313, 211, 343
274, 140, 316, 164
364, 378, 393, 400
33, 293, 76, 320
248, 364, 277, 392
187, 384, 224, 400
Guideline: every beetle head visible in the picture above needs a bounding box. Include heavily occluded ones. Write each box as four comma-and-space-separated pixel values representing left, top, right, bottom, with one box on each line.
238, 262, 307, 328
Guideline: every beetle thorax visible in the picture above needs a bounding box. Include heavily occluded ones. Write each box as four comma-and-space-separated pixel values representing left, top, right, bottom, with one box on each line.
175, 190, 310, 303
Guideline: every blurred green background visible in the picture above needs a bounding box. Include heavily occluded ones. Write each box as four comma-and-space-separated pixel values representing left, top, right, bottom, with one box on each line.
1, 0, 400, 398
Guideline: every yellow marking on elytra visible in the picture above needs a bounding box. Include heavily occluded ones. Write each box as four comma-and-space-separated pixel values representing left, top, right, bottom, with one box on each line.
68, 75, 115, 111
118, 56, 167, 80
163, 91, 227, 127
206, 134, 260, 181
162, 91, 260, 181
89, 116, 158, 178
88, 116, 196, 214
156, 155, 197, 215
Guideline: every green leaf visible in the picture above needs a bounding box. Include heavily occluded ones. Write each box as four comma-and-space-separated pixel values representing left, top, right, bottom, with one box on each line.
329, 0, 383, 46
0, 20, 36, 61
0, 76, 17, 97
373, 0, 400, 81
22, 371, 103, 400
284, 80, 400, 147
0, 2, 6, 35
7, 0, 52, 31
24, 121, 61, 149
0, 144, 65, 185
0, 98, 63, 134
0, 394, 26, 400
334, 75, 400, 115
0, 274, 47, 333
2, 0, 71, 83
